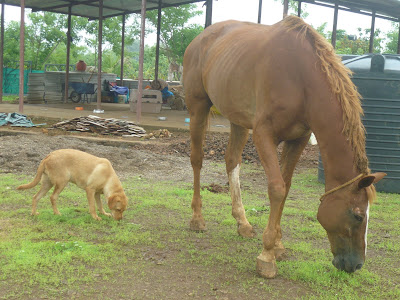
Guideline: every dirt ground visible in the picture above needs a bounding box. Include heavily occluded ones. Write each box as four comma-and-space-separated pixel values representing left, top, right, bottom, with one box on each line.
0, 117, 319, 179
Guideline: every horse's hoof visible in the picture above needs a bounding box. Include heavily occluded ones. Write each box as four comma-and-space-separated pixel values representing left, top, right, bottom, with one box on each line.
274, 247, 286, 261
256, 256, 277, 279
190, 217, 206, 231
237, 224, 256, 238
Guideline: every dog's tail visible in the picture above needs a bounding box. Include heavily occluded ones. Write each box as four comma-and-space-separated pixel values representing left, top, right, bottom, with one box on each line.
17, 159, 46, 190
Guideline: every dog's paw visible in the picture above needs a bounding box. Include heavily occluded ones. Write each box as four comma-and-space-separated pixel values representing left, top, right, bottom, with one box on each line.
103, 212, 112, 217
94, 216, 102, 221
31, 211, 40, 216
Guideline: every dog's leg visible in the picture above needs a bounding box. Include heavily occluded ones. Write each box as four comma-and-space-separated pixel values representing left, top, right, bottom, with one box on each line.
86, 188, 101, 220
31, 177, 53, 216
50, 183, 66, 215
95, 192, 111, 217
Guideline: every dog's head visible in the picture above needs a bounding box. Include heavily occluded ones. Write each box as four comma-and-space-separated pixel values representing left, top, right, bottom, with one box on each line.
108, 193, 128, 221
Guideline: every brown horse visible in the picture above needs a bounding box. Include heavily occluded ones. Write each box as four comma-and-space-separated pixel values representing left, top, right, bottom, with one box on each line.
183, 16, 386, 279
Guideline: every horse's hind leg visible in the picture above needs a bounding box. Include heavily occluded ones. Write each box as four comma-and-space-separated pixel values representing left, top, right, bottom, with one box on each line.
225, 123, 255, 238
187, 98, 212, 231
274, 135, 310, 260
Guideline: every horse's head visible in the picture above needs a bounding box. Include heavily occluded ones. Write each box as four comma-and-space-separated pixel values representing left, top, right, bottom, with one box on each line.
317, 173, 386, 273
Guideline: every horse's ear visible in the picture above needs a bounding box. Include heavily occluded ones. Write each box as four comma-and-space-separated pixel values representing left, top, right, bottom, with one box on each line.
358, 172, 387, 189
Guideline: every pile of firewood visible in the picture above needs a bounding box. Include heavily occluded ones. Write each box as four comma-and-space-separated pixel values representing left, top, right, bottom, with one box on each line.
51, 115, 146, 137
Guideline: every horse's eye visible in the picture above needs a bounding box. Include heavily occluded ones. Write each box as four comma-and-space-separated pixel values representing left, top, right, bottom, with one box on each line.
354, 214, 363, 222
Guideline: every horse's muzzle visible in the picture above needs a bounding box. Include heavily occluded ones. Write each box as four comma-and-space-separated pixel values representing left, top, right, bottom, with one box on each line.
332, 256, 364, 273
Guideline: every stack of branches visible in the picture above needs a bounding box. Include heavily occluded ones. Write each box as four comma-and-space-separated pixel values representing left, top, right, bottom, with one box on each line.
51, 115, 146, 137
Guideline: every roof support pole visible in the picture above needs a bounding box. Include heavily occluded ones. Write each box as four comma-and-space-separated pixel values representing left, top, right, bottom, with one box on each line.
155, 0, 162, 82
283, 0, 288, 18
19, 0, 25, 113
96, 0, 103, 111
369, 11, 375, 53
205, 0, 212, 28
331, 2, 339, 48
257, 0, 262, 24
120, 13, 125, 87
132, 0, 147, 123
64, 5, 72, 104
297, 1, 302, 17
0, 1, 4, 104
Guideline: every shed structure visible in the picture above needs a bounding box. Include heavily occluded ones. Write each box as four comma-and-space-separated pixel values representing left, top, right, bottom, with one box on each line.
2, 0, 400, 122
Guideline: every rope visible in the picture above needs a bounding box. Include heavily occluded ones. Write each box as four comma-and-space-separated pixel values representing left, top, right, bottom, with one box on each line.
319, 173, 365, 202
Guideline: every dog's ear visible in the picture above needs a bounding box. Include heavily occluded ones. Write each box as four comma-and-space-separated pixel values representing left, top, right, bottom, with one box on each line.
108, 195, 123, 208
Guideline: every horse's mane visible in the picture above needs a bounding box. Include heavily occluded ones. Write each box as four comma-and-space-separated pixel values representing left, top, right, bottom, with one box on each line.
281, 16, 369, 175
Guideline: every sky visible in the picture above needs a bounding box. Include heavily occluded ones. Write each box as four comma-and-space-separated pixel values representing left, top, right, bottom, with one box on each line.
193, 0, 394, 35
2, 0, 396, 42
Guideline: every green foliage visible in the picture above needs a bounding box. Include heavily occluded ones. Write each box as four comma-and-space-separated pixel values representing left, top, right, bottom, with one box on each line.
315, 23, 384, 54
384, 23, 399, 54
146, 4, 203, 64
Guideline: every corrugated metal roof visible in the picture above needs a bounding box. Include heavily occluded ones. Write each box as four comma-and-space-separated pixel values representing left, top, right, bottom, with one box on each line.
3, 0, 205, 19
302, 0, 400, 22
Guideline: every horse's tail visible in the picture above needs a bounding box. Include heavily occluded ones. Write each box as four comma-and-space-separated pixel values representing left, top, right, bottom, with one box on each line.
17, 159, 46, 190
281, 16, 368, 173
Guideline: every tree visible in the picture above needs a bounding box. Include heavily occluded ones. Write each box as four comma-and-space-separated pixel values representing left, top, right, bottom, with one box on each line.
146, 4, 203, 66
384, 23, 399, 53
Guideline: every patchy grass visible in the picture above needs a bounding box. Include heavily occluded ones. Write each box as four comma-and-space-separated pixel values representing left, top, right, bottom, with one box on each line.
0, 95, 18, 104
0, 168, 399, 299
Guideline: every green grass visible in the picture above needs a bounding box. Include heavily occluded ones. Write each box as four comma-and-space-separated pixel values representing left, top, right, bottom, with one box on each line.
1, 95, 18, 103
0, 168, 399, 299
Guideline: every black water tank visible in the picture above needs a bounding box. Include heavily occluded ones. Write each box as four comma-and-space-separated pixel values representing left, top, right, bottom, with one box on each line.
318, 54, 400, 193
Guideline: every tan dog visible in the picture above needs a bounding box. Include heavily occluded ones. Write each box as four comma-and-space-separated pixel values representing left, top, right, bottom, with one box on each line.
17, 149, 128, 220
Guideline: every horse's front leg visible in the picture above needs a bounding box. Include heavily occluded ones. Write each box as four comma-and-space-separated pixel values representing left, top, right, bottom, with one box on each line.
252, 128, 287, 278
226, 123, 255, 238
274, 135, 311, 260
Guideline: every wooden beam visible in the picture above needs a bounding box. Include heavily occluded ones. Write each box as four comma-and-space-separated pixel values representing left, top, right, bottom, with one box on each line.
0, 1, 4, 104
19, 0, 25, 113
369, 11, 375, 53
331, 2, 339, 49
205, 0, 212, 28
133, 0, 147, 123
298, 0, 302, 17
155, 0, 161, 82
64, 5, 72, 104
96, 0, 103, 111
120, 13, 126, 87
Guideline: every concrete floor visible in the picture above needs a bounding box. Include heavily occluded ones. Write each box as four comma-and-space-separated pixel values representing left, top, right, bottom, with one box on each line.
0, 102, 231, 133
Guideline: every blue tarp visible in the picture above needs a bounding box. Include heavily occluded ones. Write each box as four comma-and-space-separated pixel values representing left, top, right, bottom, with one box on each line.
0, 112, 46, 127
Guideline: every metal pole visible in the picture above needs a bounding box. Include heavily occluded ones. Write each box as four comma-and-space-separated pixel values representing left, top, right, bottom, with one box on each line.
19, 0, 25, 113
120, 13, 125, 87
257, 0, 262, 24
205, 0, 212, 28
96, 0, 103, 111
65, 5, 72, 104
369, 11, 375, 53
298, 1, 302, 17
133, 0, 146, 123
0, 2, 4, 104
331, 2, 339, 48
283, 0, 288, 18
155, 0, 161, 82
